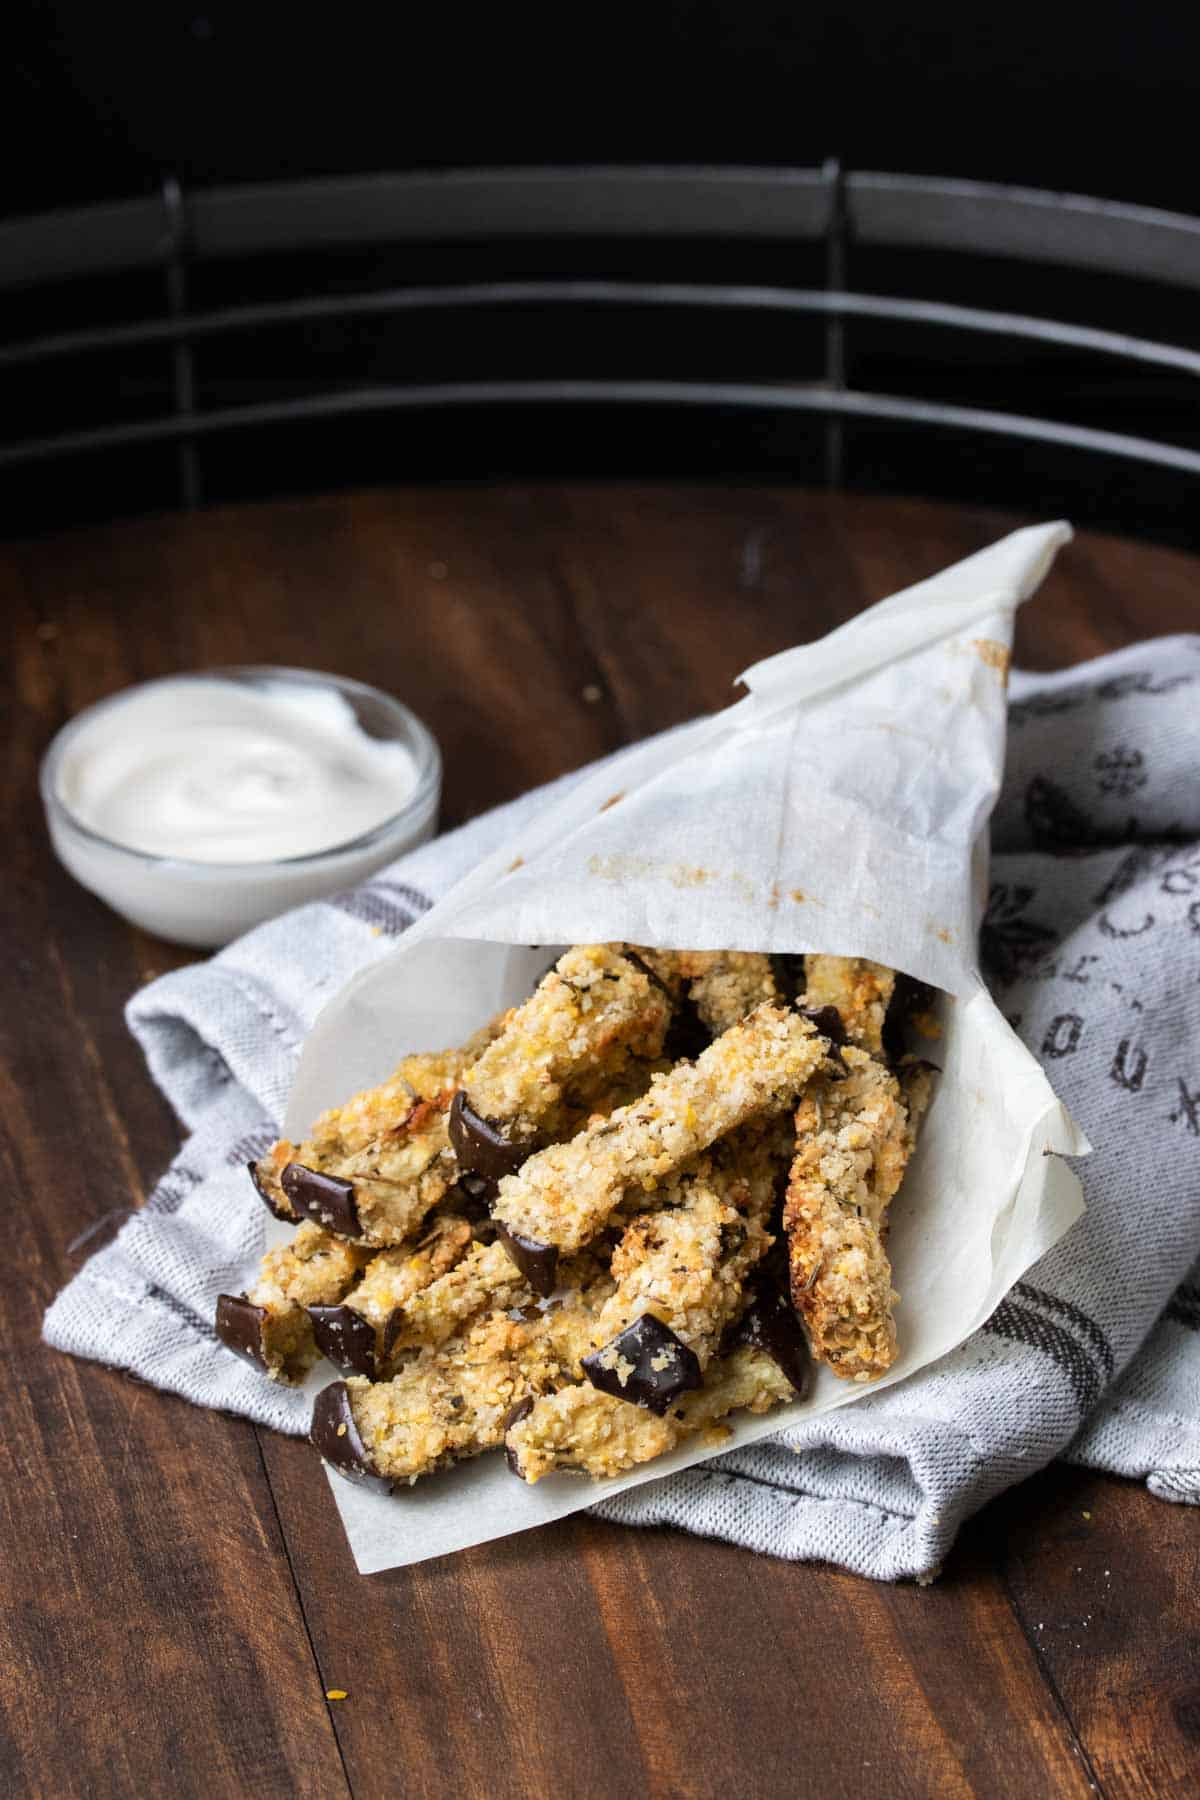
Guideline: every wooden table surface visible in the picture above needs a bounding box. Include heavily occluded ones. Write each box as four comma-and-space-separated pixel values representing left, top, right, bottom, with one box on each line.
3, 485, 1198, 1800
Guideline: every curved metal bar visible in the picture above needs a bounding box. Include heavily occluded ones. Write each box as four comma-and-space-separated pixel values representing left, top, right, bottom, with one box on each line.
4, 281, 1199, 381
189, 165, 835, 258
4, 165, 1200, 290
848, 171, 1200, 291
2, 379, 1197, 474
0, 166, 833, 289
0, 193, 166, 288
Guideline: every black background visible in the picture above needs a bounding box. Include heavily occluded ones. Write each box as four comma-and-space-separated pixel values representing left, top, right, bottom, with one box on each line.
7, 3, 1199, 214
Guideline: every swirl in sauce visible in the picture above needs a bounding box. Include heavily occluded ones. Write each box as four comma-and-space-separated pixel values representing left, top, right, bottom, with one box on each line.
57, 678, 419, 863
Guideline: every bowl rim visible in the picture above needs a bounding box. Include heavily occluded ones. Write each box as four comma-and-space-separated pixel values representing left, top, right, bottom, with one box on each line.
39, 663, 442, 873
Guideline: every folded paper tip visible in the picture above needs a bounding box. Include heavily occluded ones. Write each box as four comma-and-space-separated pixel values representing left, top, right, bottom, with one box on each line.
1002, 519, 1074, 601
735, 521, 1074, 718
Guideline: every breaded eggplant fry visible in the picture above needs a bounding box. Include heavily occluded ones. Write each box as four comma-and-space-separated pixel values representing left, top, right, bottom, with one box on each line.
216, 1223, 372, 1383
675, 951, 779, 1034
626, 947, 780, 1034
322, 1264, 613, 1484
260, 948, 672, 1246
459, 943, 673, 1146
802, 956, 896, 1055
310, 1210, 478, 1377
389, 1234, 612, 1353
589, 1119, 786, 1368
493, 1004, 829, 1256
783, 1045, 922, 1381
505, 1344, 793, 1483
387, 1239, 534, 1352
276, 940, 945, 1498
253, 1047, 475, 1244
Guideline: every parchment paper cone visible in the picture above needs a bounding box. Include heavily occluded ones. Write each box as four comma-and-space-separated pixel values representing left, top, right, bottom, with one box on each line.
281, 521, 1090, 1571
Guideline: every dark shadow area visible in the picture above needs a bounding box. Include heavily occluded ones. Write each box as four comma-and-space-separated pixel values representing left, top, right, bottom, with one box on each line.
3, 5, 1197, 545
7, 3, 1199, 215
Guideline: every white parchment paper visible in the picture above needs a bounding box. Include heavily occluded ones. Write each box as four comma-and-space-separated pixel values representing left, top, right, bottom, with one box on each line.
279, 521, 1090, 1572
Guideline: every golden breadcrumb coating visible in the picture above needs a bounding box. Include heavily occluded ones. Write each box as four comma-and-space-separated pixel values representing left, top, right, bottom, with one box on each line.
341, 1264, 614, 1482
590, 1119, 786, 1365
505, 1345, 793, 1482
256, 1045, 474, 1244
675, 950, 779, 1032
802, 956, 896, 1054
256, 947, 670, 1247
242, 1223, 373, 1382
387, 1239, 534, 1352
462, 943, 672, 1141
343, 1212, 476, 1366
493, 1004, 828, 1255
783, 1046, 919, 1380
260, 944, 946, 1494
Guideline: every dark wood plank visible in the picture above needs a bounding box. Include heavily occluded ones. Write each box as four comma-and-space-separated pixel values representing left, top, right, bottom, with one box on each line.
3, 485, 1197, 1800
558, 486, 860, 733
0, 560, 350, 1800
258, 1438, 651, 1800
968, 1462, 1200, 1799
261, 1447, 1093, 1800
569, 1517, 1096, 1800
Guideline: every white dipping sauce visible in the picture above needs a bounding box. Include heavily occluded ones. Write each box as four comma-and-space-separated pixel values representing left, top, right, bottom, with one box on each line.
58, 679, 419, 863
44, 672, 440, 949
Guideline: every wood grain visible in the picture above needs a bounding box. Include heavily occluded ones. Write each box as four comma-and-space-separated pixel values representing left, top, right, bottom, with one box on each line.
1, 561, 349, 1800
984, 1462, 1200, 1797
1, 486, 1196, 1800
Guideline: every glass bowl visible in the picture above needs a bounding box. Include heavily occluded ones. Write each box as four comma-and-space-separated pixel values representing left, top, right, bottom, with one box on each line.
40, 665, 442, 948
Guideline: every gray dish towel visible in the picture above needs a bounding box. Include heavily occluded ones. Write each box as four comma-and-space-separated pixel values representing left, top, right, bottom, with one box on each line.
44, 637, 1200, 1581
